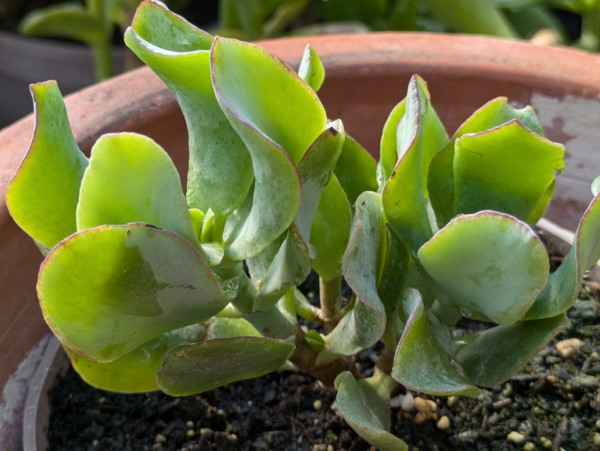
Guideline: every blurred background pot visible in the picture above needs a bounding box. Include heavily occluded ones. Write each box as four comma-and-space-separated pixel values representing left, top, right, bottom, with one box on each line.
1, 32, 600, 450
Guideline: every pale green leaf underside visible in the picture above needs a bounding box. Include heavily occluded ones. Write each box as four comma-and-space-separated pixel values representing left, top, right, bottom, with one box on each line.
525, 192, 600, 319
418, 211, 549, 324
39, 224, 228, 363
335, 372, 408, 451
67, 324, 204, 393
392, 289, 481, 396
6, 81, 88, 250
76, 132, 199, 248
126, 2, 253, 216
252, 225, 311, 312
323, 192, 386, 357
158, 337, 295, 395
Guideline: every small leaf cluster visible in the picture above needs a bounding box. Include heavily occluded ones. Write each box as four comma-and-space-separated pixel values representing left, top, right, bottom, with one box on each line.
7, 1, 600, 448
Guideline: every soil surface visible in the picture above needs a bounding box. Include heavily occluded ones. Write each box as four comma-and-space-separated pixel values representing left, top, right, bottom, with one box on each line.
48, 236, 600, 451
48, 284, 600, 451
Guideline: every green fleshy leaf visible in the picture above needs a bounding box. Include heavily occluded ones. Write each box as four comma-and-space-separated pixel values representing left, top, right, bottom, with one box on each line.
455, 314, 568, 387
298, 44, 325, 92
158, 337, 295, 395
244, 289, 297, 340
525, 193, 600, 319
126, 2, 253, 217
251, 225, 311, 312
392, 289, 481, 396
335, 372, 408, 451
378, 226, 410, 313
592, 175, 600, 197
382, 75, 449, 251
20, 4, 103, 44
321, 192, 386, 358
67, 324, 204, 393
212, 37, 316, 260
206, 317, 261, 339
211, 36, 327, 165
428, 97, 543, 227
453, 120, 564, 224
248, 123, 346, 303
6, 82, 88, 250
418, 211, 549, 324
76, 133, 198, 248
335, 134, 378, 205
377, 99, 405, 189
311, 175, 352, 281
39, 224, 228, 363
295, 121, 345, 242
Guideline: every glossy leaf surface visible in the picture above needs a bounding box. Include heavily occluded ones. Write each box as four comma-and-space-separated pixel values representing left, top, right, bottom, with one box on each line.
382, 76, 449, 251
428, 97, 543, 226
418, 211, 549, 324
311, 176, 352, 281
211, 36, 327, 165
68, 324, 204, 393
76, 133, 198, 248
126, 1, 253, 216
335, 372, 408, 451
392, 289, 480, 396
158, 337, 295, 395
455, 314, 568, 386
213, 37, 313, 260
39, 224, 228, 362
6, 81, 88, 250
453, 120, 564, 224
335, 135, 378, 205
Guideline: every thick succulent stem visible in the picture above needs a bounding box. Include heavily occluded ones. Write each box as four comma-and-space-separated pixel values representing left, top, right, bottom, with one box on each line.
319, 276, 343, 333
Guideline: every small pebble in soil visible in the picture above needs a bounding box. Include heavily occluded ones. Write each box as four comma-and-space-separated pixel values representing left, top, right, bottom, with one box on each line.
556, 338, 583, 359
436, 415, 450, 430
507, 431, 526, 444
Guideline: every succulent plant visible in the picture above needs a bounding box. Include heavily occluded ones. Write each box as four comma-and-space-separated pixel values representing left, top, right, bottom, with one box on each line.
7, 1, 600, 448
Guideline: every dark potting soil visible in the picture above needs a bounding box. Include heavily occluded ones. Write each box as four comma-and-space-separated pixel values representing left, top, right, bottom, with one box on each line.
47, 293, 600, 451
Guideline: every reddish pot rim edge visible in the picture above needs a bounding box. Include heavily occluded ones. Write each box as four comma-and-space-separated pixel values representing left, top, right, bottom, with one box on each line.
2, 32, 600, 450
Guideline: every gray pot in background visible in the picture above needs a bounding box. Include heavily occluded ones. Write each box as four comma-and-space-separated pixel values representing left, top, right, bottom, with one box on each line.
0, 31, 127, 129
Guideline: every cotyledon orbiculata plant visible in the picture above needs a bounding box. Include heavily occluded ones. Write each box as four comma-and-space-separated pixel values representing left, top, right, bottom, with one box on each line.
7, 1, 600, 449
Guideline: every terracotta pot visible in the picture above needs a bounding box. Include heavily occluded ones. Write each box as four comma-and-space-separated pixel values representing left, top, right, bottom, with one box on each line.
1, 32, 600, 450
0, 31, 128, 128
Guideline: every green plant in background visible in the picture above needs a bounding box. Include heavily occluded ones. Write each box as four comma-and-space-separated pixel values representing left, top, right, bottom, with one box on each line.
7, 1, 600, 448
16, 0, 189, 79
220, 0, 600, 51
